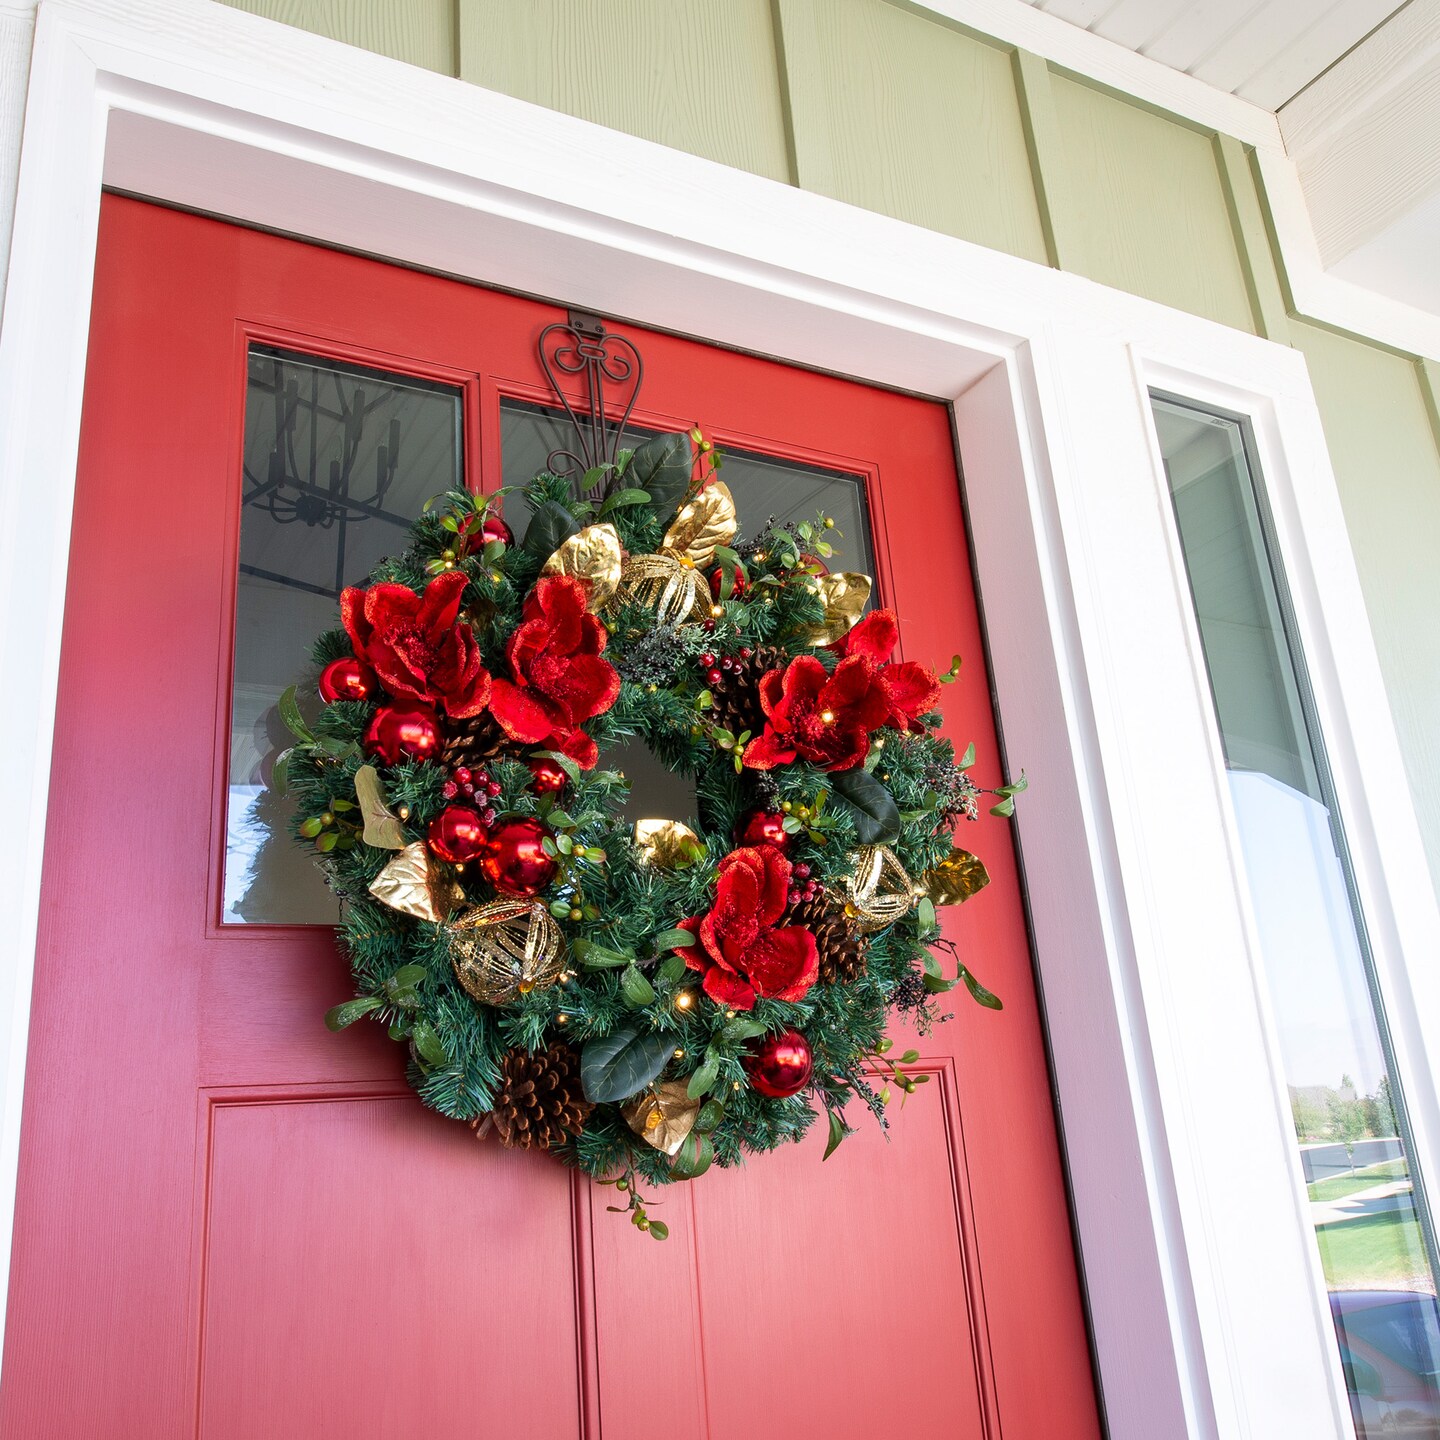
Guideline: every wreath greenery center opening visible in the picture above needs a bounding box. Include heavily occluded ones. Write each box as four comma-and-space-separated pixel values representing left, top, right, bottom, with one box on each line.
281, 406, 1022, 1236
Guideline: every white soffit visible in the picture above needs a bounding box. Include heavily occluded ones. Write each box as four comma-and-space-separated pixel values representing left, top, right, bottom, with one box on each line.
1019, 0, 1408, 109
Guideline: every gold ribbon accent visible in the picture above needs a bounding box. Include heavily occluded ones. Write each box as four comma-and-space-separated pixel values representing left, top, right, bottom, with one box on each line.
622, 1080, 701, 1157
803, 572, 873, 646
919, 848, 991, 906
633, 819, 704, 870
447, 899, 565, 1007
540, 522, 622, 612
369, 842, 466, 923
616, 482, 738, 624
841, 844, 918, 935
354, 764, 406, 850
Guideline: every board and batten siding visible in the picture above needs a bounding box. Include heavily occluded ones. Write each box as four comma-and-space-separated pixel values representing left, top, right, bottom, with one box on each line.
214, 0, 1440, 896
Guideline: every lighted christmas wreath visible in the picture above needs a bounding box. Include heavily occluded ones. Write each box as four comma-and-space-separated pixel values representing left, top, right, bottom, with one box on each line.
280, 428, 1023, 1236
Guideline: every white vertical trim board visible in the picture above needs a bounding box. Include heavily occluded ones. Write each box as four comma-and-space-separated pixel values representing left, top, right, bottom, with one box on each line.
3, 4, 1438, 1438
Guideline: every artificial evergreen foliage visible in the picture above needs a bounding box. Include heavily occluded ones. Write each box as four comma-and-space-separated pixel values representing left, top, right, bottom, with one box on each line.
280, 430, 1019, 1229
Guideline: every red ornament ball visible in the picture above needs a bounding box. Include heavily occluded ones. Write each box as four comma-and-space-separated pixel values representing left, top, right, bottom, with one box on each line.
318, 656, 377, 704
462, 511, 514, 554
480, 817, 559, 897
744, 1028, 814, 1099
363, 706, 442, 766
527, 757, 569, 796
426, 805, 490, 864
709, 566, 748, 600
734, 808, 791, 852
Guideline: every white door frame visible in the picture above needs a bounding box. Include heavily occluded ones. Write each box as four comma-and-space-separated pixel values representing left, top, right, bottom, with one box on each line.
4, 4, 1439, 1437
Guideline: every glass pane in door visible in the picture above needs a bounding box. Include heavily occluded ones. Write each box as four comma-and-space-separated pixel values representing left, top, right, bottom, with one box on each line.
1153, 394, 1440, 1437
224, 347, 463, 924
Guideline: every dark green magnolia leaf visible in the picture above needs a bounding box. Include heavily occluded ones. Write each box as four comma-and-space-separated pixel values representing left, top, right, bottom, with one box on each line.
325, 996, 382, 1031
671, 1131, 715, 1180
831, 767, 901, 844
620, 965, 656, 1008
599, 487, 651, 516
522, 500, 581, 559
626, 432, 692, 517
823, 1107, 849, 1161
959, 966, 1004, 1010
411, 1022, 449, 1067
580, 1020, 674, 1103
277, 684, 315, 743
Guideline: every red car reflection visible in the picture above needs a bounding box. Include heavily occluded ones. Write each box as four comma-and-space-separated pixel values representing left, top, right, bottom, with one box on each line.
1331, 1290, 1440, 1436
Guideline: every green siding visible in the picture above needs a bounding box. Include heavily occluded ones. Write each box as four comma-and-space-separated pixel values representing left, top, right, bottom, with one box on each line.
1291, 322, 1440, 889
774, 0, 1047, 262
457, 0, 791, 183
1048, 73, 1256, 332
217, 0, 456, 74
205, 0, 1440, 893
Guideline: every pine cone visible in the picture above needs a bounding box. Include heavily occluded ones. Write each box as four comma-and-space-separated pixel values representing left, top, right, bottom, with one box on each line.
442, 710, 513, 770
786, 892, 867, 987
709, 645, 788, 739
488, 1043, 594, 1151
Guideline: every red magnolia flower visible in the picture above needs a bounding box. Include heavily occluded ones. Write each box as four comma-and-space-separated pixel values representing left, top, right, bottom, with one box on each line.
832, 609, 941, 732
676, 846, 818, 1011
341, 571, 490, 719
488, 575, 621, 769
741, 653, 891, 772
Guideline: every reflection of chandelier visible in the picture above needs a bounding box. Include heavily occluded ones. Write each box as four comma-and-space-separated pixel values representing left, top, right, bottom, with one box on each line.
243, 355, 402, 530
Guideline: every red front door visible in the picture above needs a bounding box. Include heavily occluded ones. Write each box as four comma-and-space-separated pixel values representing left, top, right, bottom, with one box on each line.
2, 196, 1101, 1439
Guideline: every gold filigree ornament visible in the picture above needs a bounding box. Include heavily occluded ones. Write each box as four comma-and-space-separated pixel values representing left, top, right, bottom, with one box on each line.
622, 1080, 701, 1157
841, 844, 918, 935
447, 899, 566, 1007
540, 522, 623, 612
919, 847, 991, 907
616, 482, 738, 625
803, 572, 873, 647
633, 818, 704, 870
369, 842, 467, 923
353, 764, 407, 850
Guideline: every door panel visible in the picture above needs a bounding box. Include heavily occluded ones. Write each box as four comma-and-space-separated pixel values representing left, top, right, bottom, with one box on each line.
0, 196, 1101, 1440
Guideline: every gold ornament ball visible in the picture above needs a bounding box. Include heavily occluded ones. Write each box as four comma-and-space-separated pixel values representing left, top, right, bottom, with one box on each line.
448, 900, 565, 1007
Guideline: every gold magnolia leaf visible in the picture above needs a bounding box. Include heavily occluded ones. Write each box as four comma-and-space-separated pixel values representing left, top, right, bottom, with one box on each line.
633, 818, 704, 870
804, 572, 873, 646
540, 522, 623, 612
622, 1080, 701, 1156
920, 848, 991, 906
660, 481, 737, 569
354, 764, 407, 850
368, 842, 465, 923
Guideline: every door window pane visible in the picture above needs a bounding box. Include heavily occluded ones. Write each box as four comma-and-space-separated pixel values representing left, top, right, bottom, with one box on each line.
1153, 395, 1440, 1437
225, 347, 462, 924
498, 400, 876, 822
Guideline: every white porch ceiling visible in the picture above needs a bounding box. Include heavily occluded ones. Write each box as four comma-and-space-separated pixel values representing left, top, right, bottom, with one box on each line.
1019, 0, 1409, 110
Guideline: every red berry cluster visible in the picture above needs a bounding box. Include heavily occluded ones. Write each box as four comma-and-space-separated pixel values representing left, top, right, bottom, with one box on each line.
441, 765, 501, 827
786, 862, 819, 908
698, 647, 754, 689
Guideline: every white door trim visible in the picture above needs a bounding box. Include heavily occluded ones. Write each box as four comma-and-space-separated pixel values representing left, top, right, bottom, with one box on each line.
3, 4, 1438, 1437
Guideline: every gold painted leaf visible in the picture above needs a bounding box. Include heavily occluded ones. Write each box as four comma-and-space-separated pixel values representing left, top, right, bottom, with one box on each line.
354, 764, 406, 850
921, 848, 991, 906
368, 842, 465, 923
803, 572, 872, 646
622, 1080, 701, 1156
540, 522, 623, 612
660, 481, 737, 569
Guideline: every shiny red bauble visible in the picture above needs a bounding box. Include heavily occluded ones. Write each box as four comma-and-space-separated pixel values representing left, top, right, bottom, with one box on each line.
480, 817, 559, 897
463, 511, 514, 554
426, 805, 490, 864
318, 656, 378, 704
734, 808, 791, 852
526, 757, 569, 796
363, 705, 443, 766
709, 566, 748, 600
744, 1028, 814, 1098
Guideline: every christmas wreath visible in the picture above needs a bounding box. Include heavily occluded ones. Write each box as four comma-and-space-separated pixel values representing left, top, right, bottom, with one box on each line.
280, 429, 1023, 1236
